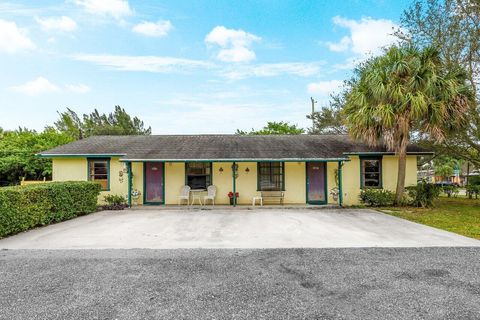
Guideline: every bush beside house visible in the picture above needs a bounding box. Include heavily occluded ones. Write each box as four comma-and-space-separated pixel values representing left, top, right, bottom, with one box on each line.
103, 194, 127, 210
0, 181, 101, 238
359, 189, 395, 207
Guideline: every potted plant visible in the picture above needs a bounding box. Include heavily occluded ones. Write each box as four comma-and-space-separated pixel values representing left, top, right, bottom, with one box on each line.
228, 191, 239, 205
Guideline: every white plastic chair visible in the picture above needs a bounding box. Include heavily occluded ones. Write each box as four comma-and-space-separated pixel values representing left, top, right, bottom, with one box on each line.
203, 185, 216, 206
252, 196, 263, 206
178, 185, 191, 205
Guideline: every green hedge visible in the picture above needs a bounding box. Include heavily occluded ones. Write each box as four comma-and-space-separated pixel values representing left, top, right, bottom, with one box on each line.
359, 188, 395, 207
0, 181, 101, 238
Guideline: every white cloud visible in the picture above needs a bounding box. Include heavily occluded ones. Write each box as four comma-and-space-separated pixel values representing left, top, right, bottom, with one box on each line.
132, 20, 172, 37
0, 19, 35, 54
307, 80, 343, 96
221, 62, 322, 80
327, 16, 399, 56
326, 36, 350, 52
10, 77, 59, 95
72, 53, 323, 80
72, 54, 213, 72
65, 83, 91, 93
205, 26, 261, 63
35, 16, 77, 32
74, 0, 132, 19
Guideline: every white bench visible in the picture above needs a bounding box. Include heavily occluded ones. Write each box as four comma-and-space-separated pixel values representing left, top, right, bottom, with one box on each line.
252, 191, 285, 206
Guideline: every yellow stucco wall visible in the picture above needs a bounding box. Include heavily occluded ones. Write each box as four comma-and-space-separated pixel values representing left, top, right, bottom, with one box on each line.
131, 162, 144, 205
210, 162, 259, 205
382, 155, 417, 191
51, 156, 418, 206
52, 158, 131, 204
341, 157, 362, 206
165, 162, 185, 205
284, 162, 306, 204
52, 158, 87, 181
326, 162, 338, 204
339, 155, 418, 205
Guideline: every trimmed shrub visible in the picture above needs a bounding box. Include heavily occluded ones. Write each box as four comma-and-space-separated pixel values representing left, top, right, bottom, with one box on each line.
359, 189, 395, 207
406, 181, 440, 207
103, 194, 127, 210
0, 181, 101, 238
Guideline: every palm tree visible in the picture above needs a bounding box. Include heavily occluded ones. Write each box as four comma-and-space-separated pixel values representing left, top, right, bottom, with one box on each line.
342, 45, 473, 204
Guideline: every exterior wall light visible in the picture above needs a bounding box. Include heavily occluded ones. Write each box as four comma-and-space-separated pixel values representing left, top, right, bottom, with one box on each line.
219, 167, 224, 173
231, 163, 239, 179
245, 167, 250, 173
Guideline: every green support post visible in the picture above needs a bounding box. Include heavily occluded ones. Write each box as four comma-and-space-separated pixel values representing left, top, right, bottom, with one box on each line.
338, 161, 343, 207
232, 162, 237, 207
127, 162, 132, 207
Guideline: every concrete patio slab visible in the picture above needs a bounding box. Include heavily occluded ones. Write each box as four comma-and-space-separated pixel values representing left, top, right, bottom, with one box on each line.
0, 208, 478, 249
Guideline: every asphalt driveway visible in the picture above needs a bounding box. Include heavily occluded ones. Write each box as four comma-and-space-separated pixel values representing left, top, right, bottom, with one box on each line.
1, 248, 480, 319
0, 208, 478, 249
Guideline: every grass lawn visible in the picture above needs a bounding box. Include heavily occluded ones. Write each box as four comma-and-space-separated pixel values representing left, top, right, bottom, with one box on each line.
380, 197, 480, 240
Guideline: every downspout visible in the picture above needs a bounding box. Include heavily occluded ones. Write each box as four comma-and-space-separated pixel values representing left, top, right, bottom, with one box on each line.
338, 161, 343, 207
232, 161, 237, 207
127, 162, 132, 207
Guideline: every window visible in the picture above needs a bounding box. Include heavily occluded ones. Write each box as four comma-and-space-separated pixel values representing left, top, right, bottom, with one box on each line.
258, 162, 284, 191
185, 162, 211, 189
88, 158, 110, 190
361, 157, 382, 188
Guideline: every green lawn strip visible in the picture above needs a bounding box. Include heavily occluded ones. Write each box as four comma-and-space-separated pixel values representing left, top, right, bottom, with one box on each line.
379, 197, 480, 240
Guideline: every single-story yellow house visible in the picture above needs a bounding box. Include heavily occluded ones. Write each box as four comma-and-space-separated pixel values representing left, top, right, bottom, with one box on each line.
38, 135, 430, 206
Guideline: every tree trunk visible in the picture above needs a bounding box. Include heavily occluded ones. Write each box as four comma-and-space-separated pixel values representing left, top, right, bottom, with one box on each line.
394, 147, 407, 205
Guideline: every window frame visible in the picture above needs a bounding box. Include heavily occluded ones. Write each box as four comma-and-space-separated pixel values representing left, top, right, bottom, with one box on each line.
257, 162, 285, 191
360, 156, 383, 189
185, 162, 212, 190
87, 158, 110, 191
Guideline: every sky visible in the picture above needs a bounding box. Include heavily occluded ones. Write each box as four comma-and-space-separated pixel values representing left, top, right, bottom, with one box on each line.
0, 0, 410, 134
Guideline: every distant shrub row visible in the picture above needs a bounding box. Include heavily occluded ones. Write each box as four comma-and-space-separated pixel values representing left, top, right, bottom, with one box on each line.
0, 181, 101, 238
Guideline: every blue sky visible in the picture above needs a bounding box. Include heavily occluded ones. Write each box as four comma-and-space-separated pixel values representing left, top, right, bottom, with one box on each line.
0, 0, 410, 133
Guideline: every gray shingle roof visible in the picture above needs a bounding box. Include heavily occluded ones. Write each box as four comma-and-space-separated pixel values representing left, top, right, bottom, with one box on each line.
38, 135, 431, 161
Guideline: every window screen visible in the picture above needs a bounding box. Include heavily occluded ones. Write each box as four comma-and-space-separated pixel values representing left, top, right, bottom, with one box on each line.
185, 162, 212, 189
258, 162, 284, 191
88, 158, 109, 190
361, 158, 382, 188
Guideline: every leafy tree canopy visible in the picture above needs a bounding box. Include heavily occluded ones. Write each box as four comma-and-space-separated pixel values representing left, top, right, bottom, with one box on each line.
398, 0, 480, 166
236, 121, 305, 135
433, 156, 463, 178
308, 90, 348, 134
342, 44, 474, 204
0, 127, 73, 185
55, 106, 152, 140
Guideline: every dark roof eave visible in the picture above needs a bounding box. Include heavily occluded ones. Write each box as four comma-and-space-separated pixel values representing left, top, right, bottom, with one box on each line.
343, 151, 434, 156
119, 157, 351, 162
37, 153, 126, 158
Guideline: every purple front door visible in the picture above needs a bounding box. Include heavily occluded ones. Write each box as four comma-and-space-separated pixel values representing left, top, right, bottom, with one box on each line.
144, 162, 164, 204
307, 162, 326, 204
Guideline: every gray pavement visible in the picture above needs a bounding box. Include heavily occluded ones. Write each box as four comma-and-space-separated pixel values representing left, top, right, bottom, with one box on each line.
1, 248, 479, 319
0, 208, 479, 249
